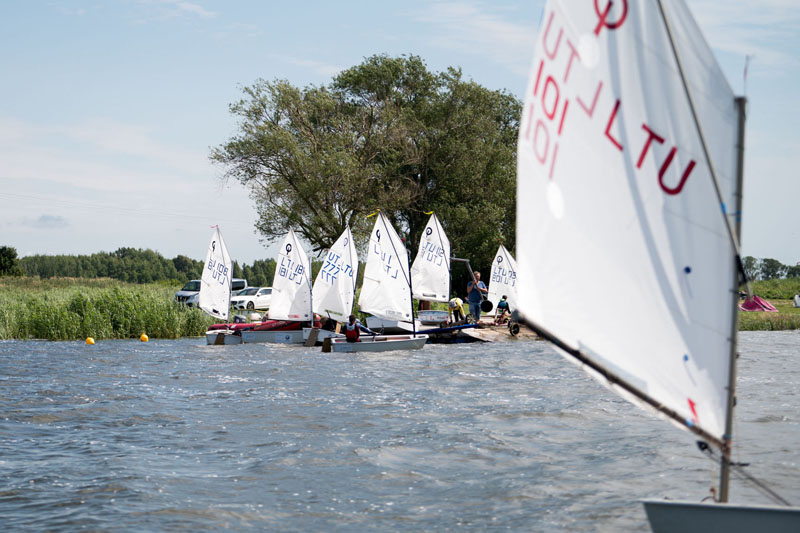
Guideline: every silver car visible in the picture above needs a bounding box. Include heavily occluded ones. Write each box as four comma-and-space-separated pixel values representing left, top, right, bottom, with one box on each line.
230, 287, 272, 310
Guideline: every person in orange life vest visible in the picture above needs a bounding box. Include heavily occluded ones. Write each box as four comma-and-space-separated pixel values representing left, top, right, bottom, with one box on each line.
344, 314, 372, 343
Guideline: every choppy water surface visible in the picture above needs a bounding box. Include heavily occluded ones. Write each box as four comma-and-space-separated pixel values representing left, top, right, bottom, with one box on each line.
1, 331, 798, 531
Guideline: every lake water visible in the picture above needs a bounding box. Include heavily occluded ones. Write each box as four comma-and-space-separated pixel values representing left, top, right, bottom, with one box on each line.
1, 331, 798, 531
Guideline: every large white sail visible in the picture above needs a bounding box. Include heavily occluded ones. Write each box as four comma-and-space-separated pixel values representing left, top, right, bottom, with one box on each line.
312, 226, 359, 322
516, 0, 739, 442
358, 212, 413, 321
268, 229, 312, 321
487, 245, 518, 313
411, 213, 451, 302
198, 226, 232, 320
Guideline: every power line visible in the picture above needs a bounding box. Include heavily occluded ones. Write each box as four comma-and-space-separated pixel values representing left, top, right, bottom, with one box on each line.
0, 191, 254, 228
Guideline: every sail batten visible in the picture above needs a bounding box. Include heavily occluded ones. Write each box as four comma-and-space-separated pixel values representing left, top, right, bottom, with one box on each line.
516, 0, 740, 443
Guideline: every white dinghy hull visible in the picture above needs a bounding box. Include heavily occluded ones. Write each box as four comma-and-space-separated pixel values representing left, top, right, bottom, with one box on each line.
205, 330, 242, 345
240, 329, 305, 344
329, 334, 428, 353
643, 499, 800, 533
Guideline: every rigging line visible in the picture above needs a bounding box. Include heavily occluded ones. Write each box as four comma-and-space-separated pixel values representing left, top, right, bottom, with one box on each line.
0, 191, 250, 227
515, 312, 725, 450
654, 0, 749, 290
696, 442, 793, 506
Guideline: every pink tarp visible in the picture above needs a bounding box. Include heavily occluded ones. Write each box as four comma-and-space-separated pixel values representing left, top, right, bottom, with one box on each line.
739, 295, 779, 312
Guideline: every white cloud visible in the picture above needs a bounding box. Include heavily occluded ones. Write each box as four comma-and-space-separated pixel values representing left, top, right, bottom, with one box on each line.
133, 0, 217, 21
412, 1, 538, 77
22, 215, 69, 230
0, 116, 213, 194
284, 56, 343, 79
688, 0, 800, 68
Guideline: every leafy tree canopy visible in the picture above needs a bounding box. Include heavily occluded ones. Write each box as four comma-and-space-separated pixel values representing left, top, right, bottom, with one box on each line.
211, 54, 521, 275
0, 246, 24, 277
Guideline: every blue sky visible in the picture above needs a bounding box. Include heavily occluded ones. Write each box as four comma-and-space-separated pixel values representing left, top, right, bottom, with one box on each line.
1, 1, 798, 265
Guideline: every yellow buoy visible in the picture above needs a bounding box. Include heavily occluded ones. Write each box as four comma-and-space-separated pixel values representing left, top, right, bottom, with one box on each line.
85, 337, 95, 345
140, 333, 149, 342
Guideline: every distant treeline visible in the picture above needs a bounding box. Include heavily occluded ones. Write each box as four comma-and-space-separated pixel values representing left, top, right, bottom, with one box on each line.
17, 247, 279, 287
743, 256, 800, 281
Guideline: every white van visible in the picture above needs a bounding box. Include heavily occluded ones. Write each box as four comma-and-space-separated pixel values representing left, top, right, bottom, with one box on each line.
175, 278, 247, 307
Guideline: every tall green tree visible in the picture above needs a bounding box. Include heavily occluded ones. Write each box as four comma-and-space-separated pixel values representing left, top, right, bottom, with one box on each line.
742, 256, 760, 281
0, 246, 24, 276
211, 54, 520, 272
760, 258, 786, 280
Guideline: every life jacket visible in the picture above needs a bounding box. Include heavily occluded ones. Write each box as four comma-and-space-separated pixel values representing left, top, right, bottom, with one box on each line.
344, 322, 360, 341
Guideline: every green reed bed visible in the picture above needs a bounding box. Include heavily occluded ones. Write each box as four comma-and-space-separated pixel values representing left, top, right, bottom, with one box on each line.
0, 277, 216, 340
738, 299, 800, 331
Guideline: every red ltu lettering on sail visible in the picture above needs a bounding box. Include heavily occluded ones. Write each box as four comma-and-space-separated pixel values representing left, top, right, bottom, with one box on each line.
688, 398, 699, 423
593, 0, 629, 36
605, 99, 623, 151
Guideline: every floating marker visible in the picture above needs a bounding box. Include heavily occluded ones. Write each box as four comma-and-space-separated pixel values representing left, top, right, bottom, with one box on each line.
85, 337, 95, 345
140, 333, 149, 342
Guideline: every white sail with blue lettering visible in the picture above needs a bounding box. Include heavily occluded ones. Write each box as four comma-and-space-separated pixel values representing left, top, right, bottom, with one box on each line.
198, 226, 232, 320
268, 229, 312, 321
411, 213, 450, 302
487, 245, 518, 315
312, 226, 359, 323
358, 212, 412, 321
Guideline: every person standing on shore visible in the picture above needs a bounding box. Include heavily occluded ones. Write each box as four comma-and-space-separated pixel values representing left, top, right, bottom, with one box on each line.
466, 271, 488, 321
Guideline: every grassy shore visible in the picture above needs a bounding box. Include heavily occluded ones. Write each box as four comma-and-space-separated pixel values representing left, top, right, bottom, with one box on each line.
738, 299, 800, 331
0, 277, 798, 340
0, 277, 215, 341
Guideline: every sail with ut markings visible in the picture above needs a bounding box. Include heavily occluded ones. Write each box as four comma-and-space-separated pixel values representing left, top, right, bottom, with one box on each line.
358, 212, 412, 321
516, 0, 740, 443
487, 245, 518, 315
268, 229, 312, 321
312, 226, 359, 323
198, 226, 232, 320
411, 213, 451, 303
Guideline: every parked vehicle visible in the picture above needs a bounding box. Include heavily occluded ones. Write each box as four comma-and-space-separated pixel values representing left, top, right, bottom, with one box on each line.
175, 278, 247, 307
230, 286, 272, 310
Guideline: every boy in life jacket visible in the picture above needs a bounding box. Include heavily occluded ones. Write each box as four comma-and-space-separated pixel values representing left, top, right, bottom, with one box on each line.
344, 314, 372, 343
494, 295, 510, 325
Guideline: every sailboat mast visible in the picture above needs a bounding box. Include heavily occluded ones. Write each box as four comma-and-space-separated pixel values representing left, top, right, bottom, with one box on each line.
719, 96, 748, 503
654, 0, 748, 501
408, 248, 417, 338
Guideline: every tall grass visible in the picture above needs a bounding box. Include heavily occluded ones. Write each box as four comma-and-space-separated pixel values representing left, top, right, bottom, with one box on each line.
738, 299, 800, 331
748, 278, 800, 300
0, 277, 216, 340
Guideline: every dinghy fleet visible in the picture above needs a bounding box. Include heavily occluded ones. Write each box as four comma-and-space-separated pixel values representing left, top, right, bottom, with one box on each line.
198, 212, 520, 351
194, 1, 800, 527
